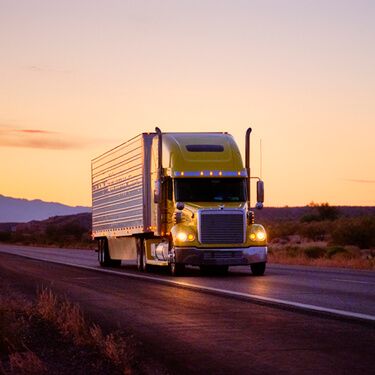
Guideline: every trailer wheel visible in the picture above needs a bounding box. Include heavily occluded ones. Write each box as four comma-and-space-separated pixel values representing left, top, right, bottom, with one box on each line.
98, 238, 110, 267
250, 262, 266, 276
98, 239, 121, 267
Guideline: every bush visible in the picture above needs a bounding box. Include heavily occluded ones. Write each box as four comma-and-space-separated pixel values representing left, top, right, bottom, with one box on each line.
285, 246, 301, 258
267, 221, 300, 240
0, 231, 11, 242
299, 221, 332, 241
301, 202, 340, 222
326, 246, 348, 259
304, 246, 327, 259
331, 216, 375, 249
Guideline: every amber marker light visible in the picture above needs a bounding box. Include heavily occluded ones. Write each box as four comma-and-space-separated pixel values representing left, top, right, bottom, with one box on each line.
209, 171, 213, 176
219, 171, 222, 176
200, 171, 204, 176
181, 171, 184, 176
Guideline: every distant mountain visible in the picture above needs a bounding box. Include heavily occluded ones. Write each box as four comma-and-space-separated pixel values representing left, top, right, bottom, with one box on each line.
0, 194, 91, 223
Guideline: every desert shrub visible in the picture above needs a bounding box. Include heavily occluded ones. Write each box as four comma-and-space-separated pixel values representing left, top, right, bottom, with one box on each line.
267, 221, 300, 240
0, 231, 11, 242
331, 216, 375, 249
304, 246, 327, 259
285, 246, 301, 258
326, 246, 347, 259
299, 221, 332, 241
62, 222, 86, 240
301, 202, 340, 222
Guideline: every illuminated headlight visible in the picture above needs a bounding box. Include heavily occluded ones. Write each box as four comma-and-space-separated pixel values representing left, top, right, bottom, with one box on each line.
176, 231, 195, 242
249, 225, 267, 242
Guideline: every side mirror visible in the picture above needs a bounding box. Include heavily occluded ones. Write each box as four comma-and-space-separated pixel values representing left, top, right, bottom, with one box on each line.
256, 180, 264, 209
176, 202, 185, 210
154, 180, 161, 203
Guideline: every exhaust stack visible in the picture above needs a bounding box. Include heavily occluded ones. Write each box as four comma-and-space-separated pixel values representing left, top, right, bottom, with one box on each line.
155, 127, 163, 235
245, 127, 252, 208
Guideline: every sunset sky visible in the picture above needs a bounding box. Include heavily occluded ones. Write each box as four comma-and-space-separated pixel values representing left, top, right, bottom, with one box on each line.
1, 0, 374, 207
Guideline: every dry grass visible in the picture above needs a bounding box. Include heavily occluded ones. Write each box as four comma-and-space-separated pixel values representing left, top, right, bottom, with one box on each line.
36, 288, 133, 371
0, 284, 135, 374
9, 352, 46, 375
269, 243, 375, 270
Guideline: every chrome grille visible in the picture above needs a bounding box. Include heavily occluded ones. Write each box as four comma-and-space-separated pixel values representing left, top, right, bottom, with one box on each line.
198, 209, 245, 244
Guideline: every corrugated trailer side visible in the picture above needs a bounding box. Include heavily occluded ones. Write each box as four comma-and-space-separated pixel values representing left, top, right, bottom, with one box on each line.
91, 133, 154, 238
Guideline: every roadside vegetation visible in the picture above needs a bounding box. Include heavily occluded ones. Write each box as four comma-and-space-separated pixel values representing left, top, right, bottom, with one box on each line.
266, 203, 375, 270
0, 213, 95, 250
0, 280, 135, 374
0, 204, 374, 270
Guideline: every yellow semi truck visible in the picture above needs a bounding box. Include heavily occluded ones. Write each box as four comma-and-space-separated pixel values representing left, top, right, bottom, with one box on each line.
91, 128, 267, 276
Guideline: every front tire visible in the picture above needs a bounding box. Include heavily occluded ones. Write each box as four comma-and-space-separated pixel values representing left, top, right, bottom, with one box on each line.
142, 243, 152, 272
250, 262, 266, 276
170, 262, 185, 276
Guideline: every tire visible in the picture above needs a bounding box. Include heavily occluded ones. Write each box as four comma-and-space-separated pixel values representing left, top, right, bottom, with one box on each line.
170, 262, 185, 276
200, 265, 228, 275
98, 238, 121, 267
142, 242, 152, 273
136, 239, 144, 272
250, 262, 266, 276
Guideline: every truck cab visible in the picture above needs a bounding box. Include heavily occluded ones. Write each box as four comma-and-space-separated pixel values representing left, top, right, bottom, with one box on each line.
151, 131, 267, 275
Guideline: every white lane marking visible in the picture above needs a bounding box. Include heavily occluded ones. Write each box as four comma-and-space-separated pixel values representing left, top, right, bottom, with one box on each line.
2, 249, 375, 322
332, 278, 375, 285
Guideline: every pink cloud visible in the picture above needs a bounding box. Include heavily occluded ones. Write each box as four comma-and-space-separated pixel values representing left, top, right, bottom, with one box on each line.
0, 125, 91, 150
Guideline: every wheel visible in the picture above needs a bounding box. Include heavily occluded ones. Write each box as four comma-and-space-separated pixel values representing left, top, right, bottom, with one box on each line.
98, 239, 110, 266
142, 242, 152, 272
250, 262, 266, 276
200, 265, 228, 275
136, 239, 144, 272
98, 239, 121, 267
170, 262, 185, 276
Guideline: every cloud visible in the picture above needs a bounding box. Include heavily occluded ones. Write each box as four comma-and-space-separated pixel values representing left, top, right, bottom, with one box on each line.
26, 65, 72, 74
17, 129, 56, 134
0, 125, 91, 150
345, 179, 375, 184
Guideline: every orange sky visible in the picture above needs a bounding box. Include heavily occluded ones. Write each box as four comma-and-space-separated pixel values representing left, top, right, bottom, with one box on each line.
0, 0, 374, 207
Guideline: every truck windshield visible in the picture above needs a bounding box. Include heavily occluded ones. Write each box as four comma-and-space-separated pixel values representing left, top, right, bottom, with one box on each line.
174, 178, 247, 202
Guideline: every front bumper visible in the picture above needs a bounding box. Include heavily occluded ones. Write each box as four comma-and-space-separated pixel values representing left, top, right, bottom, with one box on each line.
174, 246, 267, 266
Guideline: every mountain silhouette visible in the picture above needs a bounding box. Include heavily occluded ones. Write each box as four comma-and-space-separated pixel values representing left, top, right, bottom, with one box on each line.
0, 194, 90, 223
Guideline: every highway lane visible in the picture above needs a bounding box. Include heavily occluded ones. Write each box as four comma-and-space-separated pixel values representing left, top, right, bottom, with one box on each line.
0, 244, 374, 320
0, 251, 374, 375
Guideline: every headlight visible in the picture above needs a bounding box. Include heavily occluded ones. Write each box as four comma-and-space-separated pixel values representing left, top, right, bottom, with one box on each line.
249, 225, 267, 242
176, 231, 195, 242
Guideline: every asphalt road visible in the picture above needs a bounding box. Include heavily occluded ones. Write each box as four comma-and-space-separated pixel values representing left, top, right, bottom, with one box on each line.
0, 249, 374, 374
0, 244, 374, 319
